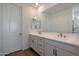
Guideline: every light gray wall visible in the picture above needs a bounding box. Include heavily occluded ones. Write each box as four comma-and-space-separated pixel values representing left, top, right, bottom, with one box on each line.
22, 6, 37, 50
43, 8, 72, 33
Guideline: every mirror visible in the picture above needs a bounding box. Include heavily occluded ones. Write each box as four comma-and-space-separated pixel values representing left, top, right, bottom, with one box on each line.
41, 3, 79, 33
31, 16, 41, 30
31, 3, 79, 33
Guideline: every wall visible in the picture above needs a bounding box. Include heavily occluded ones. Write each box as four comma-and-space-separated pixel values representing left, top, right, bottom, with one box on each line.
43, 8, 72, 33
36, 6, 47, 32
22, 6, 37, 50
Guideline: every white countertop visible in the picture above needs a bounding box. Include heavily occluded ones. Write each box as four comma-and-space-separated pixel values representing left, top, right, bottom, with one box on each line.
29, 32, 79, 47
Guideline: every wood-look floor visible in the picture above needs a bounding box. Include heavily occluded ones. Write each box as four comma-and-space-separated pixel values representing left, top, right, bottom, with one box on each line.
6, 48, 39, 56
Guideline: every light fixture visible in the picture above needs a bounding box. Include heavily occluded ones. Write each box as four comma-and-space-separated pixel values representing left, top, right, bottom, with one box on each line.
35, 3, 38, 6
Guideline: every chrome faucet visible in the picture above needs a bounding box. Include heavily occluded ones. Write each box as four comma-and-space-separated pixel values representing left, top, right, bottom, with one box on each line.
57, 33, 63, 38
57, 33, 66, 38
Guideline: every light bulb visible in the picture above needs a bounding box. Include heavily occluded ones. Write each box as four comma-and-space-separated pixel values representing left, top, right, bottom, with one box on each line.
35, 3, 38, 6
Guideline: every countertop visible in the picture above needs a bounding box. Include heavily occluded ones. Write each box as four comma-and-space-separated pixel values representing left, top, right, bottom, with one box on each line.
29, 32, 79, 47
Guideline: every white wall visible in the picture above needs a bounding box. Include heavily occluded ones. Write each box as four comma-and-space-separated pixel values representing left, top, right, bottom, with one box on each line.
36, 6, 47, 32
43, 8, 72, 33
22, 6, 37, 50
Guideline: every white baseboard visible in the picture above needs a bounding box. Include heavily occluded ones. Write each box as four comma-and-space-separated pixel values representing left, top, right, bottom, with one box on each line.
22, 46, 30, 50
0, 53, 6, 56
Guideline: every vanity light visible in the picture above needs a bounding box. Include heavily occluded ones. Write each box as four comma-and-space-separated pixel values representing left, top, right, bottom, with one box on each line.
35, 3, 38, 6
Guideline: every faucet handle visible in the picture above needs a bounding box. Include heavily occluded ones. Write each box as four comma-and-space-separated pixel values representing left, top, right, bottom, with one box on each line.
59, 33, 62, 37
64, 35, 66, 38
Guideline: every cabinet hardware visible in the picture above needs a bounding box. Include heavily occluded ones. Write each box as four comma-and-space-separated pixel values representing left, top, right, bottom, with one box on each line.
32, 40, 34, 43
19, 33, 22, 35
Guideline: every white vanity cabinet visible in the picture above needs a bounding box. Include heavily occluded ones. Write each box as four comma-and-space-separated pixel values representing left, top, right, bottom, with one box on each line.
29, 34, 79, 56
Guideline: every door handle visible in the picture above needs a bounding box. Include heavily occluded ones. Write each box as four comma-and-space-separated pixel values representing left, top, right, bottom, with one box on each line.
32, 40, 34, 43
19, 33, 22, 36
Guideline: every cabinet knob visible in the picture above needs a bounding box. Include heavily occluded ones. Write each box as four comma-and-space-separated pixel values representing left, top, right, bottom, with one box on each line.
32, 40, 34, 43
19, 33, 22, 36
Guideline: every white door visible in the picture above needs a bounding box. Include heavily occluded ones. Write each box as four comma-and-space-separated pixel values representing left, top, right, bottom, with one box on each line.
0, 4, 3, 55
3, 4, 22, 54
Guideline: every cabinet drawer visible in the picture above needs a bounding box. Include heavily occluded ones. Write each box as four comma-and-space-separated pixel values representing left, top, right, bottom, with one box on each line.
37, 38, 44, 48
57, 48, 75, 56
45, 39, 76, 53
38, 38, 44, 43
29, 35, 37, 39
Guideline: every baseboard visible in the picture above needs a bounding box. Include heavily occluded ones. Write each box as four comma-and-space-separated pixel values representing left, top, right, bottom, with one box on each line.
5, 50, 22, 56
22, 47, 30, 50
0, 49, 26, 56
0, 53, 6, 56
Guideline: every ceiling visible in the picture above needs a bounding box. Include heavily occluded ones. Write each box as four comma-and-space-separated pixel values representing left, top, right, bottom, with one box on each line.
15, 3, 56, 8
15, 3, 57, 12
44, 3, 79, 14
15, 3, 79, 14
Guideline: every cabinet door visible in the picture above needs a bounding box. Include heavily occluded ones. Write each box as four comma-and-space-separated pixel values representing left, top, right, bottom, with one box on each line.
45, 42, 55, 56
33, 39, 38, 52
30, 36, 38, 52
37, 38, 44, 56
57, 48, 74, 56
30, 38, 34, 48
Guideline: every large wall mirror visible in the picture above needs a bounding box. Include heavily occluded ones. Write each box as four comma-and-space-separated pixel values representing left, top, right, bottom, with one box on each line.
31, 4, 79, 33
42, 3, 79, 33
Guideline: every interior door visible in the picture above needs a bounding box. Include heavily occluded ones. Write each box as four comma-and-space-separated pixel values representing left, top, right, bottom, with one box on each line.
0, 4, 3, 55
3, 4, 22, 54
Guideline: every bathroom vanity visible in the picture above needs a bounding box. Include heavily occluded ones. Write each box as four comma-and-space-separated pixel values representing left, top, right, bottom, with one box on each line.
30, 4, 79, 56
29, 32, 79, 56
